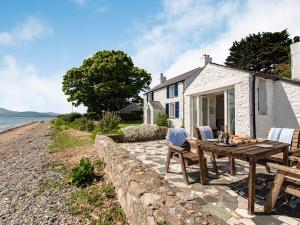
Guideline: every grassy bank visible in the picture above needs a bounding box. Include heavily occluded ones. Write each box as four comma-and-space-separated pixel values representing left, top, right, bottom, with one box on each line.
49, 117, 128, 224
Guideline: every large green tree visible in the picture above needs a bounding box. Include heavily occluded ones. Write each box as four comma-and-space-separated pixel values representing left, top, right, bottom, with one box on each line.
225, 30, 292, 77
62, 50, 151, 113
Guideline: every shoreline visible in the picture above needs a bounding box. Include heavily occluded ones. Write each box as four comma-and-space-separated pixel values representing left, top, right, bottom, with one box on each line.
0, 121, 46, 135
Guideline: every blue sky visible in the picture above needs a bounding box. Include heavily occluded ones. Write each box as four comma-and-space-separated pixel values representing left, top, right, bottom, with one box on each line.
0, 0, 299, 113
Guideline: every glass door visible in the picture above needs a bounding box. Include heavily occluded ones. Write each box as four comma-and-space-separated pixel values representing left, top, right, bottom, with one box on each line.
201, 97, 209, 126
192, 96, 198, 136
227, 89, 235, 134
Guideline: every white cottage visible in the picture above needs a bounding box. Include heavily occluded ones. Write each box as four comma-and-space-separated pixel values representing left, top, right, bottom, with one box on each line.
144, 37, 300, 138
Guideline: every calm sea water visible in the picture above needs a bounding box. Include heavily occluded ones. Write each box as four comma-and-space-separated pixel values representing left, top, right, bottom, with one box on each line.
0, 117, 55, 132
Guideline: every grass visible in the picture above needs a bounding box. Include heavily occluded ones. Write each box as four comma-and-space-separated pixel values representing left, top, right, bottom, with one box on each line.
68, 183, 126, 224
49, 115, 127, 224
50, 129, 93, 153
33, 180, 63, 197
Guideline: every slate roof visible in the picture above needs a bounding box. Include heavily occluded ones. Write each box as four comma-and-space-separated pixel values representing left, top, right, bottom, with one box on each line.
146, 67, 203, 93
149, 101, 164, 110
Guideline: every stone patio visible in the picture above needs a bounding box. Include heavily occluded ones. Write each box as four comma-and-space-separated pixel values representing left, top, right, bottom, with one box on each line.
120, 140, 300, 225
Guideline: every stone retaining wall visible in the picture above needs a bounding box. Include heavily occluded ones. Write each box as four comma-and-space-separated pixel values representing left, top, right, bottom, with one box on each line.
95, 135, 226, 225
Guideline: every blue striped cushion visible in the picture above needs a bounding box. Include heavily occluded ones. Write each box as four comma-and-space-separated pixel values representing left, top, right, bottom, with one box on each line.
166, 128, 190, 147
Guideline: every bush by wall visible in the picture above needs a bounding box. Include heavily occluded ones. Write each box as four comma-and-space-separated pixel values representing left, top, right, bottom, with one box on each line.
69, 158, 95, 187
155, 112, 168, 127
121, 124, 166, 142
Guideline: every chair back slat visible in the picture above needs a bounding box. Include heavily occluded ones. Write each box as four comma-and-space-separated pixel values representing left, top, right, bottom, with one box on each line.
266, 128, 300, 148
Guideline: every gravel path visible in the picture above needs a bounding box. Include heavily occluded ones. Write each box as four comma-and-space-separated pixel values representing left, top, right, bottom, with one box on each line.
0, 122, 81, 225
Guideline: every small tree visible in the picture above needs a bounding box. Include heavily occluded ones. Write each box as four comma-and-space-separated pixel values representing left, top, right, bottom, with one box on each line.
62, 50, 151, 113
156, 112, 169, 127
225, 30, 292, 77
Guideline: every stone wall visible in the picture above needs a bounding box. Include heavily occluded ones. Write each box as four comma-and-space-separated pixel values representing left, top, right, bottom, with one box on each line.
95, 135, 226, 225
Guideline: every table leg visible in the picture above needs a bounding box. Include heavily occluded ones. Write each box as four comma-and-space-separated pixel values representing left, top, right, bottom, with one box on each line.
248, 159, 256, 215
229, 156, 236, 175
282, 146, 289, 166
197, 147, 207, 185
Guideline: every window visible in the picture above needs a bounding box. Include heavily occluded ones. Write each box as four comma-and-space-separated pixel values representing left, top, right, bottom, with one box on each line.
258, 80, 267, 115
167, 83, 178, 98
168, 102, 179, 119
149, 92, 154, 101
169, 102, 175, 118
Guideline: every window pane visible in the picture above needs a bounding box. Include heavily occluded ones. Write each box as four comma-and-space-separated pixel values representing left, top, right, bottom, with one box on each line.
202, 97, 208, 126
227, 89, 235, 134
192, 97, 197, 127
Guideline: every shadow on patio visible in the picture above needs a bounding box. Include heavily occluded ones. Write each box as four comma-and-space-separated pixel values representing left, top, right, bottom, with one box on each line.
120, 140, 300, 225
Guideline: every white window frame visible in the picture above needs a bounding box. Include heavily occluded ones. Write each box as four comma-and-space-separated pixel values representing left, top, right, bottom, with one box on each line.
169, 102, 175, 118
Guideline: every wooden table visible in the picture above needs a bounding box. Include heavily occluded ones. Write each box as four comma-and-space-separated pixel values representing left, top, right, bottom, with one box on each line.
196, 140, 290, 215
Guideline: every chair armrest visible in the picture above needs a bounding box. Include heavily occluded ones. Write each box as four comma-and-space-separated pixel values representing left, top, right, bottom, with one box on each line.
167, 144, 186, 153
290, 148, 300, 156
266, 163, 300, 178
288, 156, 300, 163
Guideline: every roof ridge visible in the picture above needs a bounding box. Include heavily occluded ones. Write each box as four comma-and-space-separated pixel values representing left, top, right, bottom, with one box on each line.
146, 66, 202, 93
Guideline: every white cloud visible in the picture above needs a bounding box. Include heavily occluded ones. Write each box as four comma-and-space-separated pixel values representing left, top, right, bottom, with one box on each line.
0, 16, 53, 46
0, 55, 85, 114
132, 0, 300, 87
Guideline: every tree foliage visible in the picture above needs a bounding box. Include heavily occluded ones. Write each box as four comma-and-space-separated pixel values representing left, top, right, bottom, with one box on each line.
225, 30, 292, 77
62, 50, 151, 113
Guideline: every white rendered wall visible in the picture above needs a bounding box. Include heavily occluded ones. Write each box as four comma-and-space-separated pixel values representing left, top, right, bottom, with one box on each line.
255, 78, 274, 138
184, 63, 252, 136
291, 41, 300, 80
143, 82, 185, 128
272, 81, 300, 129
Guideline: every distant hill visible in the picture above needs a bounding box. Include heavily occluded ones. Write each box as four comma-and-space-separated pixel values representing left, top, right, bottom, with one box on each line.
0, 108, 59, 117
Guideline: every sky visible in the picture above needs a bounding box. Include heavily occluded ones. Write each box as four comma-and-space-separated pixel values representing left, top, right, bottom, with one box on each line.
0, 0, 299, 113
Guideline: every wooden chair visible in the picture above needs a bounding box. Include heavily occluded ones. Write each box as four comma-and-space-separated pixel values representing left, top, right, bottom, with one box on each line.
265, 128, 300, 171
264, 156, 300, 213
194, 127, 236, 175
165, 142, 208, 185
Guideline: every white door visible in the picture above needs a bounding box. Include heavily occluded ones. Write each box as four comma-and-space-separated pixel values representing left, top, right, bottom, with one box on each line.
198, 96, 209, 126
147, 107, 151, 124
191, 96, 210, 135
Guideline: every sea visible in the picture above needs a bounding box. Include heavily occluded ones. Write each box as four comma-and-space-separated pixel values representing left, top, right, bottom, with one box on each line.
0, 117, 55, 133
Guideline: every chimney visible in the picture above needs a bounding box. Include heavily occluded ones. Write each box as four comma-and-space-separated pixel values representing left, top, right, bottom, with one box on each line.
201, 54, 212, 67
160, 73, 166, 84
291, 36, 300, 80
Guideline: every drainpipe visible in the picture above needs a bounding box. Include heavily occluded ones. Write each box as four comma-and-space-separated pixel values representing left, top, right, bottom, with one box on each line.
182, 81, 185, 128
251, 73, 256, 139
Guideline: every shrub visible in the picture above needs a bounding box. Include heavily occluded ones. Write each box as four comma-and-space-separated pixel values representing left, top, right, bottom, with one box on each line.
155, 112, 169, 127
79, 117, 95, 132
58, 113, 82, 124
121, 124, 165, 142
98, 112, 121, 134
69, 158, 95, 187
